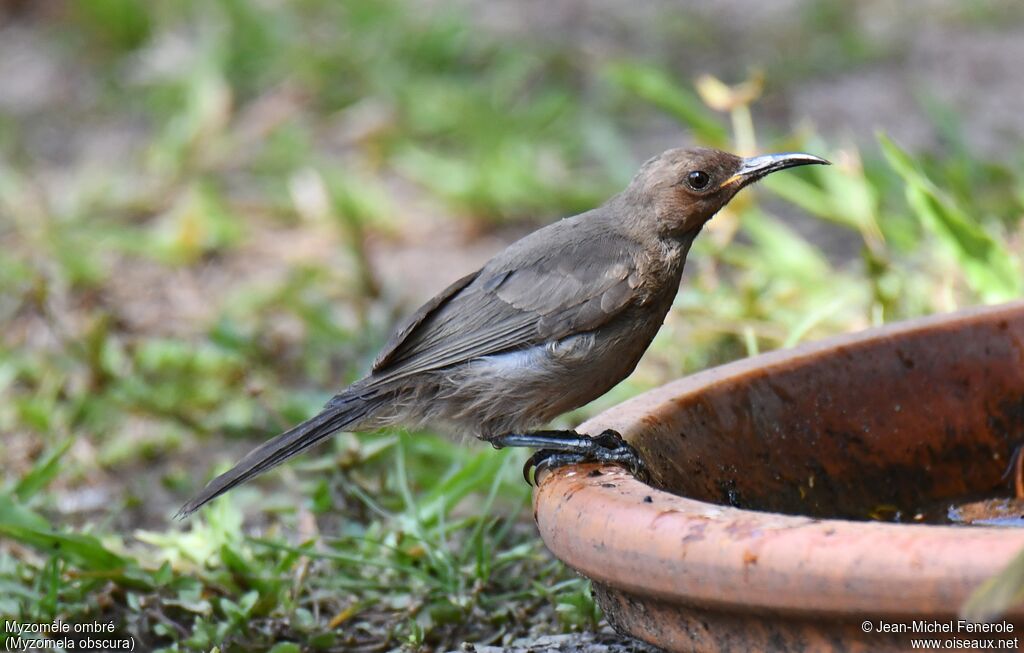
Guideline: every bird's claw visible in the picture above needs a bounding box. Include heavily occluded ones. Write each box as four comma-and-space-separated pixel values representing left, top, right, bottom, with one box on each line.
521, 429, 648, 485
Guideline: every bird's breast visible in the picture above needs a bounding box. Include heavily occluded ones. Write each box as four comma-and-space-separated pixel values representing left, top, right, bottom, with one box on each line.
630, 238, 688, 306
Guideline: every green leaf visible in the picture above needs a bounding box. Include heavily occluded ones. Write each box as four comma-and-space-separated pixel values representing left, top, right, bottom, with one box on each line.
962, 546, 1024, 622
0, 494, 51, 532
880, 134, 1021, 301
0, 525, 128, 571
741, 209, 831, 280
605, 61, 728, 146
72, 0, 152, 52
153, 560, 174, 586
416, 449, 510, 524
14, 439, 73, 501
762, 160, 883, 247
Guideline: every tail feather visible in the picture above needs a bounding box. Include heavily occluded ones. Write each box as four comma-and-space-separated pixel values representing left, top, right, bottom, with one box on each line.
176, 390, 377, 518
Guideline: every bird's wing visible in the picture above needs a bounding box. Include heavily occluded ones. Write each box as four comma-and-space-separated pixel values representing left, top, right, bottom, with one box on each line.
372, 270, 479, 371
369, 229, 641, 382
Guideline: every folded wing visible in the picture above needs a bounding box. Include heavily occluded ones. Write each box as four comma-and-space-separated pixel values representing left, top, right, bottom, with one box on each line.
370, 227, 640, 384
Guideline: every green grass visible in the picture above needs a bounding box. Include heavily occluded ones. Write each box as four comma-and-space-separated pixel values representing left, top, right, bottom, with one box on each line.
2, 0, 1024, 650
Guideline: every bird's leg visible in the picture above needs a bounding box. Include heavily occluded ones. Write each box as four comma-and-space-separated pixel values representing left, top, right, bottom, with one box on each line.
485, 429, 647, 485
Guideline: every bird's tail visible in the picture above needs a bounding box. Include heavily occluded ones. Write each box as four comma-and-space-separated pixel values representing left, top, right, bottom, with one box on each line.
176, 385, 381, 518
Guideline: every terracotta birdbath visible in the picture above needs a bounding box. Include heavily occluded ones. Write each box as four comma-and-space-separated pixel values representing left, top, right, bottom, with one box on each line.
533, 301, 1024, 652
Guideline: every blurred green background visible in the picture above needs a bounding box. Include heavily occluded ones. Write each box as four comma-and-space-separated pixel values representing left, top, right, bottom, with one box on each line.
2, 1, 1023, 650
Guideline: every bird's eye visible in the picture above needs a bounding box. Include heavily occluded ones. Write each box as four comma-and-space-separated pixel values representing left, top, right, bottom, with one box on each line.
686, 170, 711, 190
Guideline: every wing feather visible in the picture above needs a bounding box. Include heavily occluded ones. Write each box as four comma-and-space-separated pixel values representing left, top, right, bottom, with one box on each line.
373, 271, 478, 372
368, 223, 641, 383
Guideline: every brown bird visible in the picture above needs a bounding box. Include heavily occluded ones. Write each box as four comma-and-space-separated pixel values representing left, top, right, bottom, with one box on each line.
178, 147, 828, 517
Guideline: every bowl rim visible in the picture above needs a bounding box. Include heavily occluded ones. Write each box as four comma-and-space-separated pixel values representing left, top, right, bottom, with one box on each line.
534, 301, 1024, 617
580, 300, 1024, 446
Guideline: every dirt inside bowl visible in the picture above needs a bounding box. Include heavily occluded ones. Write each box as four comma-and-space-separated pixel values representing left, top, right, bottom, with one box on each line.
627, 311, 1024, 525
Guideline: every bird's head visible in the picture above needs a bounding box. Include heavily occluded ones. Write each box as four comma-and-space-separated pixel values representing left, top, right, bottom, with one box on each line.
625, 147, 829, 237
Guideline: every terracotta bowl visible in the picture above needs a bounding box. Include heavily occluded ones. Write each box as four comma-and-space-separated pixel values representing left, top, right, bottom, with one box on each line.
533, 301, 1024, 652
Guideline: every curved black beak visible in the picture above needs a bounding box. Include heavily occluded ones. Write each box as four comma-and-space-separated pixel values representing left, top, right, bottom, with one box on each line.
724, 152, 830, 188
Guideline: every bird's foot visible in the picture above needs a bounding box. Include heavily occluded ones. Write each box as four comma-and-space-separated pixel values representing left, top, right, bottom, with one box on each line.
486, 429, 647, 485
